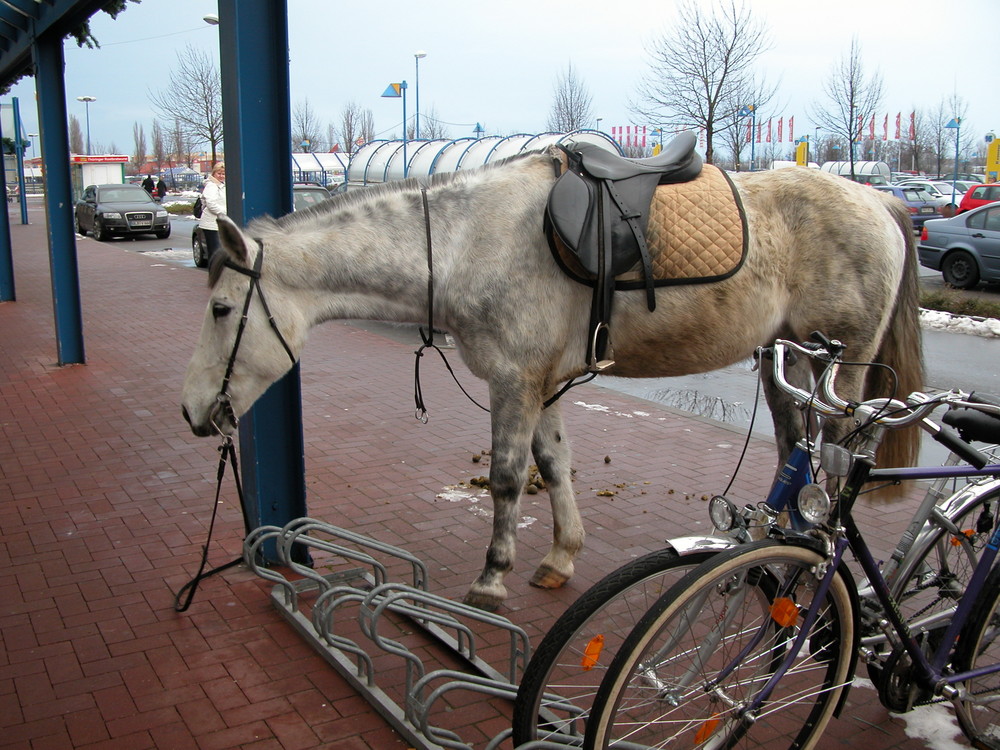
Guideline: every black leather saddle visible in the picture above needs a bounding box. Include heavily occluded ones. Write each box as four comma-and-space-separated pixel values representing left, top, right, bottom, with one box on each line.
545, 131, 703, 371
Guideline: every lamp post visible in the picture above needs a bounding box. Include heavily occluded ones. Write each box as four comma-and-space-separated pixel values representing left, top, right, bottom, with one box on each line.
76, 96, 96, 155
414, 51, 426, 139
596, 117, 602, 132
945, 117, 961, 205
381, 81, 408, 177
27, 133, 37, 162
739, 105, 755, 171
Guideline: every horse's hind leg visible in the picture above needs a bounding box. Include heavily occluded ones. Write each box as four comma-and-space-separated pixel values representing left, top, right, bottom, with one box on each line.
761, 350, 814, 465
528, 401, 584, 590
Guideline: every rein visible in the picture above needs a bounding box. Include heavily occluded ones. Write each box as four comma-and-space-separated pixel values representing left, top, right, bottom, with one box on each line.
175, 242, 296, 610
410, 178, 593, 419
413, 186, 490, 421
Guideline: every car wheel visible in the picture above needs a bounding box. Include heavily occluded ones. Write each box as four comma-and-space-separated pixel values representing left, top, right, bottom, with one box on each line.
942, 250, 981, 289
192, 230, 208, 268
155, 225, 171, 240
93, 218, 108, 242
74, 213, 87, 237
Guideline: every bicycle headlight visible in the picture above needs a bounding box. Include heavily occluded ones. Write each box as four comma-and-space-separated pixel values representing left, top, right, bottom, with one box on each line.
709, 495, 739, 532
797, 483, 831, 525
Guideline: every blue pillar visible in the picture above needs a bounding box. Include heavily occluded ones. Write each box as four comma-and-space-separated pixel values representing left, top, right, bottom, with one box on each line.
218, 0, 308, 563
35, 31, 85, 365
0, 103, 13, 302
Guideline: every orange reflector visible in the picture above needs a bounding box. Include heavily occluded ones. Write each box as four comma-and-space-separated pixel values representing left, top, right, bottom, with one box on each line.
694, 714, 721, 743
951, 530, 975, 547
770, 597, 799, 627
581, 634, 605, 671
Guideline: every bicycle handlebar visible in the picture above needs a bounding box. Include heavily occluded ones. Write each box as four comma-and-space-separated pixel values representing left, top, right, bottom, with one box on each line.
765, 336, 1000, 458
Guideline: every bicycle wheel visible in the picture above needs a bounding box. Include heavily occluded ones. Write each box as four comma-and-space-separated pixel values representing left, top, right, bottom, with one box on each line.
887, 483, 1000, 643
952, 547, 1000, 747
585, 540, 856, 749
513, 548, 719, 746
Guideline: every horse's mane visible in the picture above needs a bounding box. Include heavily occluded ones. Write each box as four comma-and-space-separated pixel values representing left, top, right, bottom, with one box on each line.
207, 150, 546, 287
253, 149, 543, 236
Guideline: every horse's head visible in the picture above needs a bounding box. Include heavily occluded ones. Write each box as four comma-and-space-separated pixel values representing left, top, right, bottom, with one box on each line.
181, 216, 306, 437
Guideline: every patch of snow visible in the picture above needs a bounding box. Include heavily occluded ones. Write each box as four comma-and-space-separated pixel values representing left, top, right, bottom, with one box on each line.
920, 308, 1000, 338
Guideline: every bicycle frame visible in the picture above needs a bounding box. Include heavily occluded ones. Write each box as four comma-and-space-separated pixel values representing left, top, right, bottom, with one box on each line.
744, 454, 1000, 718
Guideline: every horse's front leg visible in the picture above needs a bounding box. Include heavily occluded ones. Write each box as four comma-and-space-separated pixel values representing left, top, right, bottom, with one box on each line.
464, 380, 541, 611
529, 400, 584, 590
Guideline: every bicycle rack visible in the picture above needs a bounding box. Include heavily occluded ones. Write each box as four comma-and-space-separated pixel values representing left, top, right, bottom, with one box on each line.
243, 517, 557, 750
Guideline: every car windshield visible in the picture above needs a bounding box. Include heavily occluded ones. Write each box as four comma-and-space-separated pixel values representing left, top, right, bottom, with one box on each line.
293, 189, 328, 210
99, 187, 150, 202
901, 188, 934, 202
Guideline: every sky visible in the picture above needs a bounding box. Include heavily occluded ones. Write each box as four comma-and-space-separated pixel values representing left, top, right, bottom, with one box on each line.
7, 0, 998, 160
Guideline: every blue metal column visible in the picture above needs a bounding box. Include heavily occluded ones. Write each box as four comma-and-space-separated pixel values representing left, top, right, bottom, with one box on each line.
0, 106, 14, 302
35, 31, 85, 365
218, 0, 308, 563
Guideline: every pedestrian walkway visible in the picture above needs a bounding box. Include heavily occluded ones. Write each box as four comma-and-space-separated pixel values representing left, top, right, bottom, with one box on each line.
0, 212, 953, 748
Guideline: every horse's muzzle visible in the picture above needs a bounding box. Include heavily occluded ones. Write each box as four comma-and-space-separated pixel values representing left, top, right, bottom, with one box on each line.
181, 403, 233, 437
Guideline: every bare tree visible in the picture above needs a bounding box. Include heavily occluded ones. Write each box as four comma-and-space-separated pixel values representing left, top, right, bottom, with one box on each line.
148, 44, 224, 164
633, 0, 772, 164
69, 114, 84, 154
169, 118, 195, 170
339, 100, 375, 153
151, 120, 166, 174
292, 98, 323, 151
132, 121, 147, 174
418, 107, 449, 139
809, 37, 883, 179
546, 62, 594, 132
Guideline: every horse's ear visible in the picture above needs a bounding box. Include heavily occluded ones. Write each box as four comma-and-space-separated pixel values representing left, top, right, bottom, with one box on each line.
217, 215, 254, 265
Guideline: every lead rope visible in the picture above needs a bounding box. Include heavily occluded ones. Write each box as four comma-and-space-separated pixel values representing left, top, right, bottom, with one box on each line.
173, 437, 247, 612
413, 186, 489, 421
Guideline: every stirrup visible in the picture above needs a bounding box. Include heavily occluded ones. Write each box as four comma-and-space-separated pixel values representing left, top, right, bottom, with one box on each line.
588, 323, 615, 372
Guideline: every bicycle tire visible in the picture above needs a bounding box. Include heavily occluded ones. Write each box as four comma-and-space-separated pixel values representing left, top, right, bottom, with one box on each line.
513, 548, 718, 746
865, 483, 1000, 683
585, 540, 856, 750
952, 546, 1000, 748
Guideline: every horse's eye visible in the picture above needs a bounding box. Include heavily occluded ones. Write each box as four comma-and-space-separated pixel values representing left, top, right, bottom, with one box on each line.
212, 302, 232, 320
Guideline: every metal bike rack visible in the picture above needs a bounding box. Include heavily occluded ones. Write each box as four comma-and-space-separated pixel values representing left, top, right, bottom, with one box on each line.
243, 517, 544, 750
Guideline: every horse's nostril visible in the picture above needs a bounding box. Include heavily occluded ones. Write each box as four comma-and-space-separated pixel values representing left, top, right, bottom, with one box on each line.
182, 405, 192, 426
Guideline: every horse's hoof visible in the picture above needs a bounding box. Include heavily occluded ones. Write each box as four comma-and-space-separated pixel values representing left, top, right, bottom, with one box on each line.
529, 565, 569, 590
463, 590, 503, 612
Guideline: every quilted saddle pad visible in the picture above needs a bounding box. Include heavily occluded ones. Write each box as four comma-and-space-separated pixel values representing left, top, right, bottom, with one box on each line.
552, 164, 748, 288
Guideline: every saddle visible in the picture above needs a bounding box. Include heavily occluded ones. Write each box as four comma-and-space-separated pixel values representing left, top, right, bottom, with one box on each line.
545, 131, 704, 371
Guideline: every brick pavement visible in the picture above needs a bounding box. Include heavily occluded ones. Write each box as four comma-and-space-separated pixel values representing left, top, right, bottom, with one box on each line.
0, 206, 953, 748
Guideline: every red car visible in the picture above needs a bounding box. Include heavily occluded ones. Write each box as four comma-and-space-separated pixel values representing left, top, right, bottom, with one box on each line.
957, 183, 1000, 214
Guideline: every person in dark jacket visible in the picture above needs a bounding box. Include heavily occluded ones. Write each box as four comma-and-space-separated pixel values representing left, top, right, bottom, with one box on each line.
155, 178, 168, 201
142, 175, 155, 196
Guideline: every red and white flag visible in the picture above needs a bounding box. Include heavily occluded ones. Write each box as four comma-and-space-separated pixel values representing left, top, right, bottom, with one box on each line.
895, 113, 901, 140
883, 114, 888, 141
908, 112, 916, 141
788, 116, 794, 143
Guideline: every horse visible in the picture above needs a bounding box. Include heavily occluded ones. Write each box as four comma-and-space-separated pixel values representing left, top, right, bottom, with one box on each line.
181, 148, 923, 611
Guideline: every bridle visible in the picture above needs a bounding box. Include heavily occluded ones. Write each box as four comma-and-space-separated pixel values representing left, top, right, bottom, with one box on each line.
174, 240, 297, 612
212, 240, 297, 434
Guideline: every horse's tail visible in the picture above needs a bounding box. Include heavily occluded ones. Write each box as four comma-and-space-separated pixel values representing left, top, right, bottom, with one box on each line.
868, 199, 925, 471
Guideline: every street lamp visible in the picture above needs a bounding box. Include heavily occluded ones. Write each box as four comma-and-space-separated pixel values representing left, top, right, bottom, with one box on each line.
596, 117, 602, 132
382, 81, 408, 176
76, 96, 96, 155
203, 14, 219, 25
414, 51, 427, 139
945, 117, 961, 204
27, 133, 38, 162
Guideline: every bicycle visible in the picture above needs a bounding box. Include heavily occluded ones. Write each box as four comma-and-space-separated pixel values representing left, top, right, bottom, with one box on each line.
583, 336, 1000, 749
512, 333, 1000, 747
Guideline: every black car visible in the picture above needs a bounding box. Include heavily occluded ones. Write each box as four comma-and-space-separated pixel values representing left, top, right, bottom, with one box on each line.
192, 183, 332, 267
75, 183, 172, 241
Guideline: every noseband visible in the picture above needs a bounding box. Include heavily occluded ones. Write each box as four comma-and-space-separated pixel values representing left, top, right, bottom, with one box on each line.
213, 241, 297, 433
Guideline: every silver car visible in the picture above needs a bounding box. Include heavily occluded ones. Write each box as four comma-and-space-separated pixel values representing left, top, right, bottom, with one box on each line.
918, 203, 1000, 289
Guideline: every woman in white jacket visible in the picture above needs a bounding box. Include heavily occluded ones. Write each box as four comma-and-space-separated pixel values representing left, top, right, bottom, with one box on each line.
198, 162, 227, 263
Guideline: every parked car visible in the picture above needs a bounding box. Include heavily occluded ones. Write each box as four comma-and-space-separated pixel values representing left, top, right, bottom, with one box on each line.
871, 184, 944, 228
957, 184, 1000, 214
896, 179, 965, 205
74, 183, 171, 241
192, 183, 332, 267
917, 202, 1000, 288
